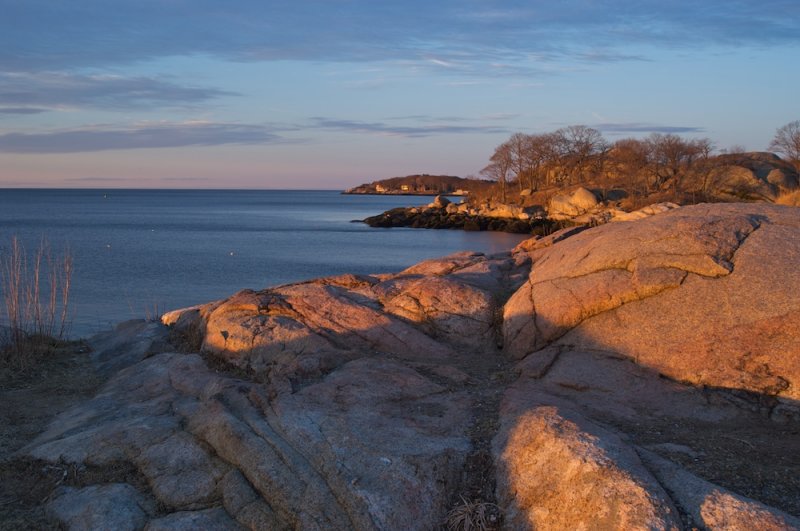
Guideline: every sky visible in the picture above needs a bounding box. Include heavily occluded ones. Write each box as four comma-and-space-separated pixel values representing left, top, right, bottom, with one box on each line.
1, 1, 799, 189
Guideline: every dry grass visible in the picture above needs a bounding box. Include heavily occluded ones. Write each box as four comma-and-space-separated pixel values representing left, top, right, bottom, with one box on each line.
445, 497, 502, 531
775, 189, 800, 206
143, 302, 163, 323
1, 237, 73, 368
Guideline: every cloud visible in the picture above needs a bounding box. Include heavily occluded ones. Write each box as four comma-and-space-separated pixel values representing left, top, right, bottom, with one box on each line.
0, 107, 47, 114
0, 121, 287, 153
481, 113, 522, 121
0, 72, 233, 111
384, 113, 520, 123
575, 51, 648, 63
594, 123, 706, 134
384, 114, 470, 123
1, 1, 797, 73
64, 176, 211, 183
310, 117, 510, 138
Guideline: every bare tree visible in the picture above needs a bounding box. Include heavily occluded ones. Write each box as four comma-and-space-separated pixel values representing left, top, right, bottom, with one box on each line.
685, 138, 718, 198
645, 133, 704, 194
769, 120, 800, 168
719, 144, 747, 155
554, 125, 607, 185
524, 133, 562, 190
506, 133, 533, 193
608, 138, 651, 194
481, 142, 513, 203
691, 138, 715, 160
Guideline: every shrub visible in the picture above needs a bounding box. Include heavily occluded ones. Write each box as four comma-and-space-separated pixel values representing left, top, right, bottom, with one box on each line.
0, 237, 73, 367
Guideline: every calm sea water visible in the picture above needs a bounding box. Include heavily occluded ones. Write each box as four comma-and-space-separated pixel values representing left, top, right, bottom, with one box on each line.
0, 189, 526, 338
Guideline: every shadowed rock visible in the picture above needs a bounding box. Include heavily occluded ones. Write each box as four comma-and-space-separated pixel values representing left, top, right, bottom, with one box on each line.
638, 449, 800, 530
47, 483, 154, 531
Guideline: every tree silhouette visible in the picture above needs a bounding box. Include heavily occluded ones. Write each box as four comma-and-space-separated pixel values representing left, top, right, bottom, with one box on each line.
769, 120, 800, 168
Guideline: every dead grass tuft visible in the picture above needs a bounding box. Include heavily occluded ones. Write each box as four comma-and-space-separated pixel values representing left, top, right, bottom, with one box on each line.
1, 237, 73, 368
445, 496, 502, 531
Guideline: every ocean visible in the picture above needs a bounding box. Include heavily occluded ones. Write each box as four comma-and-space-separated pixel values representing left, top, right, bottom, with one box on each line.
0, 189, 527, 338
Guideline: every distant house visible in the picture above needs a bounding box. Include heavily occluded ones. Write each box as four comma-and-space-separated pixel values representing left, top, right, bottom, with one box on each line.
375, 184, 388, 192
400, 184, 411, 191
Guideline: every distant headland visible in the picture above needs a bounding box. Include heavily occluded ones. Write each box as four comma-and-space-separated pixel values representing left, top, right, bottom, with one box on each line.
343, 174, 494, 196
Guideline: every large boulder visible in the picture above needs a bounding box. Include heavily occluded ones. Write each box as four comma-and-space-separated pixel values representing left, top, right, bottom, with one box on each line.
708, 165, 778, 200
547, 187, 600, 219
428, 194, 451, 209
706, 152, 800, 201
504, 203, 800, 404
478, 202, 525, 219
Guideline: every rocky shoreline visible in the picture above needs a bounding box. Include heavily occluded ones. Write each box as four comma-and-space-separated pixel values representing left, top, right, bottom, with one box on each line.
362, 206, 555, 234
4, 203, 799, 529
362, 194, 557, 234
360, 188, 683, 235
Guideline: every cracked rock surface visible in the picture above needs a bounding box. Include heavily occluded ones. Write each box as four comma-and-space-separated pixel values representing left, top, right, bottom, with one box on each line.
17, 203, 800, 529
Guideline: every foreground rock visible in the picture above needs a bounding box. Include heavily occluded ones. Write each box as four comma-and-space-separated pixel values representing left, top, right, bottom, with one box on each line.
504, 203, 800, 404
495, 406, 681, 529
15, 203, 800, 529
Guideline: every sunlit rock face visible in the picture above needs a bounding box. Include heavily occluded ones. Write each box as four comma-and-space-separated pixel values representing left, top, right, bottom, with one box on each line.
504, 203, 800, 402
495, 406, 681, 530
547, 186, 600, 219
22, 204, 800, 530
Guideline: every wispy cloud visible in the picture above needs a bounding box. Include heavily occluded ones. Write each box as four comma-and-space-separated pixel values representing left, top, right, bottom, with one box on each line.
384, 114, 471, 123
0, 121, 288, 153
310, 117, 510, 138
0, 72, 234, 111
594, 123, 706, 134
481, 113, 521, 121
575, 50, 649, 63
1, 1, 796, 73
0, 107, 48, 115
63, 176, 212, 183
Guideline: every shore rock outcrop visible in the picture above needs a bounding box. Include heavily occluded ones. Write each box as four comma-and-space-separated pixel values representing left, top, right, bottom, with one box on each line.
362, 204, 552, 233
504, 203, 800, 405
16, 203, 800, 529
